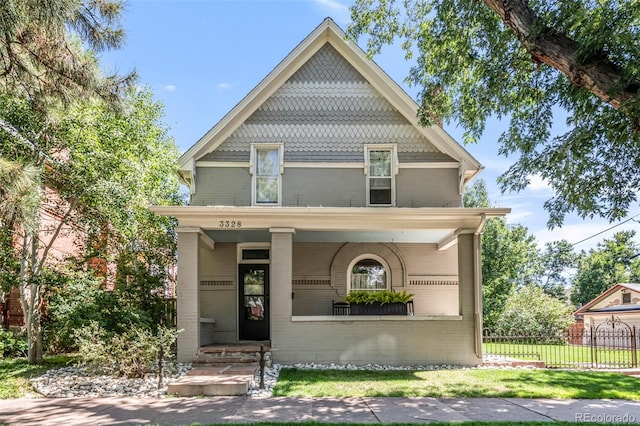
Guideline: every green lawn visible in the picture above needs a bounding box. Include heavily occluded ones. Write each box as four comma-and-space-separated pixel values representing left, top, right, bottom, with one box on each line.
0, 355, 77, 399
483, 342, 640, 368
273, 368, 640, 399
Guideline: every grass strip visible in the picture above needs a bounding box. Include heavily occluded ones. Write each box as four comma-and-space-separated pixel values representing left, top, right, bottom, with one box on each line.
273, 368, 640, 399
0, 355, 77, 399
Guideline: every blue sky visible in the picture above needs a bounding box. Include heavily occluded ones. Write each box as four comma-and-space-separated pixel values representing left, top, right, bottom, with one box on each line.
99, 0, 640, 252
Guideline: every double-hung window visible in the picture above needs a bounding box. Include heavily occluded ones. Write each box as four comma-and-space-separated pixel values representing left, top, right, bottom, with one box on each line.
251, 144, 283, 205
365, 145, 397, 206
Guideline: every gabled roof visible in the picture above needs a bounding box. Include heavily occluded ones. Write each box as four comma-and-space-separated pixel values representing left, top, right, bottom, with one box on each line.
575, 283, 640, 315
178, 18, 482, 188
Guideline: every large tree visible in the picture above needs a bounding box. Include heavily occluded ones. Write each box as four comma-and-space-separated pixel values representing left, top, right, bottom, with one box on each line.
538, 240, 576, 299
0, 0, 135, 363
0, 89, 181, 363
349, 0, 640, 227
463, 180, 542, 330
571, 230, 640, 307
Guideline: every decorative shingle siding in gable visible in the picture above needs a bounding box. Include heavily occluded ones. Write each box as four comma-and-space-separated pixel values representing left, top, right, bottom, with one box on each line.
200, 43, 451, 163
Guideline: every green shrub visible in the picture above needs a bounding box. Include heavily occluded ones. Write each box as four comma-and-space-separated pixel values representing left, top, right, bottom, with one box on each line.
74, 322, 180, 378
43, 268, 176, 353
496, 285, 575, 338
0, 330, 28, 358
345, 289, 413, 305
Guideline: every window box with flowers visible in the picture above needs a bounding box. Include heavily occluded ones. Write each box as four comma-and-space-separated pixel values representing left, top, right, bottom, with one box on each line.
344, 290, 413, 315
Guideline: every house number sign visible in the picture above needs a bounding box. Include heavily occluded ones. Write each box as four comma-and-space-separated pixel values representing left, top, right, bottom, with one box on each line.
218, 220, 242, 228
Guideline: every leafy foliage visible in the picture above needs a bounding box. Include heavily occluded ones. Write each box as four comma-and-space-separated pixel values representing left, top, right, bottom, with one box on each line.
74, 321, 179, 378
0, 87, 182, 363
0, 330, 27, 358
539, 240, 576, 299
42, 268, 176, 353
344, 290, 413, 305
0, 0, 133, 106
349, 0, 640, 226
571, 231, 640, 306
463, 180, 543, 330
496, 285, 575, 336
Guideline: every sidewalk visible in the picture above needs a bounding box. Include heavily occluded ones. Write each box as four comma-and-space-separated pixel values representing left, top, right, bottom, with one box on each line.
1, 396, 640, 424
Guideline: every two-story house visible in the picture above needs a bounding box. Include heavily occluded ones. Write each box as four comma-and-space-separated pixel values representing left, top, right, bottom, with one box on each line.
153, 18, 510, 366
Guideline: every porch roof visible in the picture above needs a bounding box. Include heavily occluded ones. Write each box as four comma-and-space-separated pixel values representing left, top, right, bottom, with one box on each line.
152, 206, 510, 245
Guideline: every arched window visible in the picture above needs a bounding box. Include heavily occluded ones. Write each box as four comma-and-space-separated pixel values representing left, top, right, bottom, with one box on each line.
348, 256, 389, 292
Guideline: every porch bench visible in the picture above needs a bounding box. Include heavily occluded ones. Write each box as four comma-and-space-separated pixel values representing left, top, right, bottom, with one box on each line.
332, 301, 351, 315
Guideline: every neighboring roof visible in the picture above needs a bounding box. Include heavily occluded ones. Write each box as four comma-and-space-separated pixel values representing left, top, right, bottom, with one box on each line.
586, 305, 640, 313
178, 18, 482, 189
575, 283, 640, 315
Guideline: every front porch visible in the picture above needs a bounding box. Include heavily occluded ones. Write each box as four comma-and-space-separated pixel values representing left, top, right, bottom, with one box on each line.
153, 206, 509, 366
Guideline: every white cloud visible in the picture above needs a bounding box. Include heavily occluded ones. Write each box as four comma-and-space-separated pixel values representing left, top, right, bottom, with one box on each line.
164, 84, 177, 92
312, 0, 350, 24
528, 175, 551, 192
216, 82, 233, 92
505, 210, 534, 224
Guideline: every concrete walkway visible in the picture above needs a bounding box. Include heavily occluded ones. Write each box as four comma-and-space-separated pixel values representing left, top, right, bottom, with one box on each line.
1, 397, 640, 424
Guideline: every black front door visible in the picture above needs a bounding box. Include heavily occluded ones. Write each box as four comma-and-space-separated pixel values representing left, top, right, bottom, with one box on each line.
239, 264, 269, 340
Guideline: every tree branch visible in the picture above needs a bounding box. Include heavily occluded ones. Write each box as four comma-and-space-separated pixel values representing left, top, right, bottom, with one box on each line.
483, 0, 639, 117
33, 200, 75, 276
0, 116, 61, 165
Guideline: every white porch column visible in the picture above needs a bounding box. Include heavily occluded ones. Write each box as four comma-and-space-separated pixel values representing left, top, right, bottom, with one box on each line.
175, 227, 201, 363
269, 227, 295, 345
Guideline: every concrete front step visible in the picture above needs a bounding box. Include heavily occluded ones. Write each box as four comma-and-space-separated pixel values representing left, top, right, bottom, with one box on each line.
167, 364, 258, 396
193, 355, 259, 364
168, 343, 271, 396
195, 343, 271, 366
199, 343, 270, 354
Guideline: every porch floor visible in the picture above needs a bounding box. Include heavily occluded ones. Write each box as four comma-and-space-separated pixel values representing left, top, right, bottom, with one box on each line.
167, 342, 270, 396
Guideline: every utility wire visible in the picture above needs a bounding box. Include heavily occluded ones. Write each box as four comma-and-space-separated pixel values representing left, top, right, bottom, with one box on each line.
570, 213, 640, 247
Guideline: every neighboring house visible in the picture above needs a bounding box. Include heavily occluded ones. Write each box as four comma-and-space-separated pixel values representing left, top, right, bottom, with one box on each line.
574, 283, 640, 332
1, 189, 86, 330
153, 18, 509, 366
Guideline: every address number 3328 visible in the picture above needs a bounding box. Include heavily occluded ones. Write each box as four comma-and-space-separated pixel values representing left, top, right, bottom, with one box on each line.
218, 220, 241, 228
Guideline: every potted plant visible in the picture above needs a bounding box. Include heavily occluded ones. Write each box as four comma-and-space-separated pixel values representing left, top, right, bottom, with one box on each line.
344, 290, 413, 315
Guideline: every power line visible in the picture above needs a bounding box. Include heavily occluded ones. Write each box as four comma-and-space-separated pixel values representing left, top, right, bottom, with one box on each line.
570, 213, 640, 247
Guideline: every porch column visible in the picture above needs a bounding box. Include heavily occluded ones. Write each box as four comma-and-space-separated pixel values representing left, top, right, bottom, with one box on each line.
175, 227, 201, 363
457, 233, 482, 363
270, 227, 295, 344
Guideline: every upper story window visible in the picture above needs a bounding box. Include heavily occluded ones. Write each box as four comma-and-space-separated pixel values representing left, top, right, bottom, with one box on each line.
365, 145, 397, 206
622, 292, 631, 304
349, 256, 389, 292
251, 144, 283, 205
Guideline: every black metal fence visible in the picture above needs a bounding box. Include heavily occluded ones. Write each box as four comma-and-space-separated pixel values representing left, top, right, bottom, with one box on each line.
483, 317, 639, 369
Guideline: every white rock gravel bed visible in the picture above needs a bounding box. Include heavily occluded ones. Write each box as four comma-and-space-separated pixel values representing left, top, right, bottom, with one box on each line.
30, 363, 193, 398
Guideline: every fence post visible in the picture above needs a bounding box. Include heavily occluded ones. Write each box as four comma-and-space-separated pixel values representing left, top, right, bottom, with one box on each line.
590, 325, 597, 368
633, 326, 637, 369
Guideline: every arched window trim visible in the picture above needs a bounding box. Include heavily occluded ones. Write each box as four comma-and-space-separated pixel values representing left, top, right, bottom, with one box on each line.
347, 254, 391, 293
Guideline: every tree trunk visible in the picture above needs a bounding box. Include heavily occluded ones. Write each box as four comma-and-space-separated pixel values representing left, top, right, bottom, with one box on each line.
482, 0, 640, 121
18, 224, 44, 364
